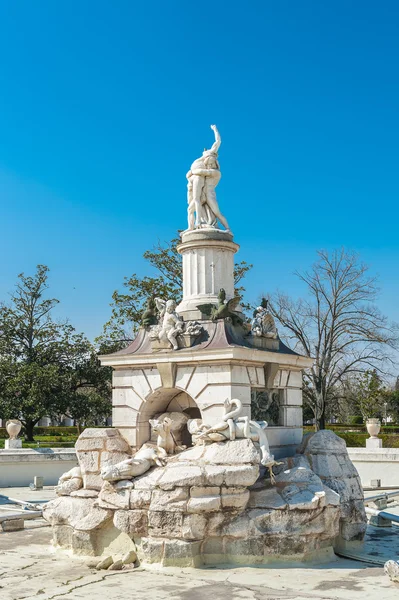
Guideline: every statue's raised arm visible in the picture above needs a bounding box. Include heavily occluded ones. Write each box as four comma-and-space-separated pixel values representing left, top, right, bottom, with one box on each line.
209, 124, 221, 154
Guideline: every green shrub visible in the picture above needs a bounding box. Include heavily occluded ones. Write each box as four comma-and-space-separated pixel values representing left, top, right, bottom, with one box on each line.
348, 415, 364, 425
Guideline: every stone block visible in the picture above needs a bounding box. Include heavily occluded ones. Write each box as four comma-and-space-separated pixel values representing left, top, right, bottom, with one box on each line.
202, 537, 224, 562
4, 439, 22, 449
182, 514, 207, 540
150, 488, 188, 512
82, 473, 104, 491
148, 511, 183, 537
133, 467, 164, 490
162, 540, 202, 567
77, 451, 100, 474
206, 512, 230, 536
221, 487, 250, 510
158, 465, 203, 490
202, 439, 260, 465
187, 496, 221, 513
224, 465, 259, 487
190, 486, 220, 497
129, 489, 152, 509
52, 525, 73, 549
75, 438, 105, 452
43, 496, 112, 532
114, 510, 148, 537
248, 487, 287, 510
97, 483, 130, 509
226, 537, 265, 564
140, 537, 164, 564
366, 437, 383, 449
71, 530, 97, 556
2, 518, 24, 531
340, 521, 367, 541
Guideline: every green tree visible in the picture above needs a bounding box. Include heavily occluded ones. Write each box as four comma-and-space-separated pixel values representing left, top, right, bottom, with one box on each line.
0, 265, 110, 440
99, 235, 252, 345
356, 370, 385, 421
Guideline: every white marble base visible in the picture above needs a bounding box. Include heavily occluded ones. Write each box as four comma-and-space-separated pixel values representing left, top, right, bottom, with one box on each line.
5, 439, 22, 449
366, 437, 382, 449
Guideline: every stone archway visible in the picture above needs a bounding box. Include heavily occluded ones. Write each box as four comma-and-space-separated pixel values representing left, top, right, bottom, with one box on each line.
135, 387, 201, 448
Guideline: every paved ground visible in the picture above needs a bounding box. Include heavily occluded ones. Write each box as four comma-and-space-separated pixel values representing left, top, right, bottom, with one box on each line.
0, 487, 398, 600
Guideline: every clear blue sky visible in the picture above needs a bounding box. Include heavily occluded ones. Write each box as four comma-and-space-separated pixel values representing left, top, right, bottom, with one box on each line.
0, 1, 398, 340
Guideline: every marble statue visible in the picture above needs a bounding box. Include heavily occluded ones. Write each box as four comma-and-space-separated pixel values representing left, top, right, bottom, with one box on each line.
141, 297, 158, 327
251, 299, 278, 339
197, 288, 243, 326
101, 444, 167, 482
186, 125, 230, 231
184, 320, 204, 337
150, 417, 185, 454
150, 298, 185, 350
55, 466, 83, 496
194, 398, 281, 481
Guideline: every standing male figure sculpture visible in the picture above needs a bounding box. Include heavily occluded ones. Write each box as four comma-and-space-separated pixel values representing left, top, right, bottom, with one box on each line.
186, 125, 230, 231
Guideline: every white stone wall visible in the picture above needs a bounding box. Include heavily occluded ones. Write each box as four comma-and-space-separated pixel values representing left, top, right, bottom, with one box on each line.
112, 363, 304, 456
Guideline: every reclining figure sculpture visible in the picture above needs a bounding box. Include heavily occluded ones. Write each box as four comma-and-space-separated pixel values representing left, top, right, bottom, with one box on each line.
190, 398, 281, 482
101, 444, 167, 482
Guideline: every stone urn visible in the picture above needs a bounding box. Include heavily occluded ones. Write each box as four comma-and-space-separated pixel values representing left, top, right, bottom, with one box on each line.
366, 418, 381, 439
6, 419, 22, 440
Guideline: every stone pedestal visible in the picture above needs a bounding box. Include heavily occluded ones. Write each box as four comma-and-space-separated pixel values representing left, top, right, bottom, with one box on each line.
176, 229, 239, 320
366, 437, 383, 449
5, 439, 22, 449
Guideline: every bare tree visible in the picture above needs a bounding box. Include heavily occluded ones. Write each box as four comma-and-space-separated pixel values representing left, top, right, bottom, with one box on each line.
267, 249, 398, 430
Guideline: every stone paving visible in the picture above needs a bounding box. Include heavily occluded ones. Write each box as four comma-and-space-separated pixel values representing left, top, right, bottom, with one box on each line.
0, 486, 398, 599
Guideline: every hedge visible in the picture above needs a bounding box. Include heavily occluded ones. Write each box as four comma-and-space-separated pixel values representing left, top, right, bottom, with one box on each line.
337, 432, 399, 448
0, 426, 79, 439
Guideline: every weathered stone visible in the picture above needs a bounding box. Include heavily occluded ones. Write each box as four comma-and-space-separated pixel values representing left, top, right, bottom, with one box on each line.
71, 489, 99, 498
297, 429, 367, 543
190, 486, 220, 497
150, 488, 188, 512
206, 512, 230, 536
105, 436, 131, 453
97, 482, 130, 510
158, 465, 203, 490
221, 487, 249, 510
148, 511, 183, 537
82, 473, 104, 491
78, 451, 100, 474
43, 496, 112, 531
52, 525, 73, 548
57, 478, 83, 496
96, 556, 113, 570
114, 509, 148, 537
202, 439, 260, 465
385, 560, 399, 583
162, 540, 202, 567
340, 521, 367, 541
122, 550, 137, 564
248, 487, 287, 510
71, 530, 97, 556
139, 537, 164, 564
187, 496, 221, 513
102, 451, 133, 468
108, 559, 123, 570
133, 467, 164, 490
223, 512, 252, 538
202, 537, 224, 561
129, 489, 152, 509
224, 465, 259, 487
75, 437, 105, 452
114, 480, 134, 491
172, 445, 205, 462
226, 537, 265, 564
2, 518, 24, 531
182, 513, 207, 540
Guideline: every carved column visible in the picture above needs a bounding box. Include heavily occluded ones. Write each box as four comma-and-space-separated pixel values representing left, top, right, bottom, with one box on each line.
176, 229, 239, 320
